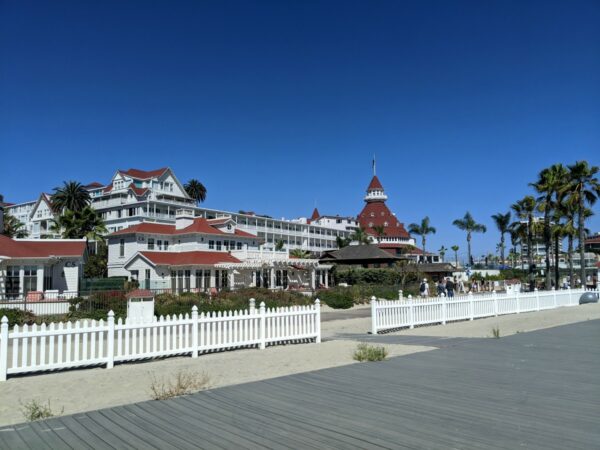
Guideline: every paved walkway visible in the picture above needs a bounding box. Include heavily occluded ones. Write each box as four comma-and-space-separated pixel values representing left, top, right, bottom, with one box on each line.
2, 320, 598, 449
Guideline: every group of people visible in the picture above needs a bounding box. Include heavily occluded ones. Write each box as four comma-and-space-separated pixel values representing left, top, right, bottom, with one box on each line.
419, 277, 466, 298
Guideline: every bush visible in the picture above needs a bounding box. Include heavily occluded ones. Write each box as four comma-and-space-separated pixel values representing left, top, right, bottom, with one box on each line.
20, 399, 63, 421
353, 343, 388, 362
0, 309, 35, 327
319, 289, 354, 309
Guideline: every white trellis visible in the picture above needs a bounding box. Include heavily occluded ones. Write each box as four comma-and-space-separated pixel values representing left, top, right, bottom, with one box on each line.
0, 299, 321, 381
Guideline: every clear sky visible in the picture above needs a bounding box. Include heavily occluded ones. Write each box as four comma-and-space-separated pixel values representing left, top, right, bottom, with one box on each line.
1, 0, 599, 260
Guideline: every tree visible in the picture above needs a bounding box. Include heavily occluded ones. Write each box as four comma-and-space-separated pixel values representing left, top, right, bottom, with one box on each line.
491, 212, 511, 266
530, 163, 568, 289
408, 217, 436, 263
2, 213, 28, 238
274, 239, 285, 251
51, 181, 91, 212
50, 206, 107, 243
452, 212, 486, 268
336, 236, 351, 248
565, 161, 600, 287
451, 245, 459, 268
290, 248, 311, 259
184, 179, 207, 205
372, 225, 386, 243
350, 227, 371, 245
84, 241, 108, 278
438, 246, 447, 262
511, 196, 536, 290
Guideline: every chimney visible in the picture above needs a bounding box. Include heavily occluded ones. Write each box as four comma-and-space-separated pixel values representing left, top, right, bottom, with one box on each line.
175, 208, 195, 229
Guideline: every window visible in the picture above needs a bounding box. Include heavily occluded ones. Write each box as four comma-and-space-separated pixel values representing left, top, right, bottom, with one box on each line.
117, 210, 122, 218
216, 241, 222, 251
236, 242, 242, 250
129, 207, 136, 217
23, 266, 37, 296
148, 238, 155, 250
144, 269, 151, 289
224, 241, 229, 250
209, 240, 215, 250
43, 267, 53, 291
130, 270, 139, 281
184, 270, 191, 291
164, 241, 169, 251
120, 239, 125, 257
6, 266, 20, 298
230, 240, 235, 250
157, 240, 162, 250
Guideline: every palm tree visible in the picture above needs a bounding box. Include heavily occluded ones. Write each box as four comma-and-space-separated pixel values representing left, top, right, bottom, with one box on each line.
51, 181, 91, 212
51, 206, 107, 242
184, 179, 207, 205
275, 239, 285, 251
491, 212, 511, 266
290, 248, 311, 259
372, 225, 386, 243
2, 213, 28, 238
438, 246, 447, 262
452, 212, 486, 268
350, 227, 371, 245
565, 161, 600, 287
408, 217, 436, 263
511, 196, 536, 289
531, 163, 568, 289
451, 245, 459, 268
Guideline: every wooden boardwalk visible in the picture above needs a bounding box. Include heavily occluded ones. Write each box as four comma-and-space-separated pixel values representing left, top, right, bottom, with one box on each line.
1, 320, 599, 449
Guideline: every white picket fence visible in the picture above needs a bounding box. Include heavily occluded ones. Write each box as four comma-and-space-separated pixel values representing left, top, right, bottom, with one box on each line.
371, 288, 590, 334
0, 298, 321, 380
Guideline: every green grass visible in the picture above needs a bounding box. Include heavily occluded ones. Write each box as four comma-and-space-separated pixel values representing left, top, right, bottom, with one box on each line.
353, 343, 388, 362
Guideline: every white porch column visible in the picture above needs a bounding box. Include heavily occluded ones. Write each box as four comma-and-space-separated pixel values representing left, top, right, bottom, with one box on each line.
229, 271, 235, 290
270, 268, 275, 289
324, 269, 329, 288
311, 268, 316, 290
191, 270, 197, 290
36, 265, 44, 292
19, 266, 24, 296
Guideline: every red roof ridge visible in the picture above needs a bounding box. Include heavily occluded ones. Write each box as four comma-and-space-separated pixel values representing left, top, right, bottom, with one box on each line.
310, 208, 321, 220
367, 176, 383, 191
119, 168, 169, 179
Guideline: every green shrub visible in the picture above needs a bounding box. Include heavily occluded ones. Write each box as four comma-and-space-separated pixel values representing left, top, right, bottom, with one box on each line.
353, 343, 388, 362
318, 289, 354, 309
20, 399, 63, 422
0, 309, 35, 327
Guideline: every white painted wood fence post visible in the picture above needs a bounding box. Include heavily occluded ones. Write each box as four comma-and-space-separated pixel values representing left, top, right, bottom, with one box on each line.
567, 287, 571, 306
259, 301, 266, 350
106, 310, 115, 369
493, 291, 498, 317
409, 295, 415, 329
441, 294, 446, 325
468, 292, 474, 321
536, 288, 540, 311
191, 306, 199, 358
371, 296, 378, 334
249, 298, 256, 315
0, 316, 8, 381
315, 298, 321, 343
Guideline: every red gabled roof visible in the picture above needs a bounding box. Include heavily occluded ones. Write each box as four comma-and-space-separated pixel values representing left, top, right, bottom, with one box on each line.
84, 182, 104, 190
310, 208, 321, 221
108, 218, 258, 239
367, 176, 383, 191
119, 168, 169, 180
357, 201, 410, 238
101, 182, 148, 197
0, 235, 87, 258
139, 251, 241, 266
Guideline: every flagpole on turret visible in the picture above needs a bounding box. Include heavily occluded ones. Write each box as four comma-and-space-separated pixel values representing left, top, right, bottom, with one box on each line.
372, 155, 376, 176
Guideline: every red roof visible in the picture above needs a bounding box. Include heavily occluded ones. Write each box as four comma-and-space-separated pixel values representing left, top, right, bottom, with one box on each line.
126, 289, 154, 298
139, 251, 241, 266
0, 235, 87, 258
84, 182, 104, 189
358, 201, 410, 238
310, 208, 321, 221
119, 168, 169, 180
585, 235, 600, 244
367, 176, 383, 191
102, 182, 148, 197
109, 218, 258, 239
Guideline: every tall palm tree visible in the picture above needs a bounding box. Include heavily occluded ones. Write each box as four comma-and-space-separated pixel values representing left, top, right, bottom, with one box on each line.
408, 217, 436, 263
438, 246, 447, 262
2, 213, 28, 238
51, 181, 91, 212
452, 212, 486, 268
290, 248, 311, 259
451, 245, 459, 268
184, 179, 207, 205
511, 196, 537, 289
491, 212, 511, 266
50, 206, 107, 242
372, 225, 386, 243
565, 161, 600, 287
350, 227, 371, 245
531, 163, 569, 289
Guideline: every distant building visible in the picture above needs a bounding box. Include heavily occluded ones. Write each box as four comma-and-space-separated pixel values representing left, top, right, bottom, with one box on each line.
585, 233, 600, 254
320, 244, 403, 268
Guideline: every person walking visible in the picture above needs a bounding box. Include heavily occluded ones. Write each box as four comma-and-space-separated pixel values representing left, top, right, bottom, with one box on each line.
437, 278, 446, 297
419, 278, 429, 297
446, 277, 455, 297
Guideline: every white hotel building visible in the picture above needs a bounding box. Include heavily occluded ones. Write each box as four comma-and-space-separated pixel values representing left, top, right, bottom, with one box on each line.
6, 167, 356, 253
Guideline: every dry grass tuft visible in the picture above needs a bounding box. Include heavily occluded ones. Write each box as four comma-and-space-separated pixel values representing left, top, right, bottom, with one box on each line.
353, 343, 388, 362
149, 370, 210, 400
20, 399, 63, 422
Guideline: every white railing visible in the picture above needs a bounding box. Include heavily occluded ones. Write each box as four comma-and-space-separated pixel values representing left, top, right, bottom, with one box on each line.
0, 299, 321, 380
371, 288, 589, 334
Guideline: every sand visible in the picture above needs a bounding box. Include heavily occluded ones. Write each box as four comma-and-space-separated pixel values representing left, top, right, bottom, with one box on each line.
0, 302, 598, 426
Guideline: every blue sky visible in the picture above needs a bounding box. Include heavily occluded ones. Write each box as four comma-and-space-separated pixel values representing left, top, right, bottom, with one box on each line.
1, 0, 599, 260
